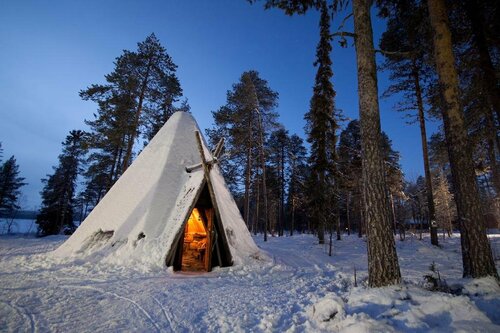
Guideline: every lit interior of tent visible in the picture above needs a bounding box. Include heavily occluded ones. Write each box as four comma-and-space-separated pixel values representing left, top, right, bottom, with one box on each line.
169, 183, 232, 272
181, 208, 208, 271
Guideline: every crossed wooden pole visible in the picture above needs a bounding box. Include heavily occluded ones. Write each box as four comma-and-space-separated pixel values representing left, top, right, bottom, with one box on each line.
185, 134, 224, 173
194, 131, 225, 266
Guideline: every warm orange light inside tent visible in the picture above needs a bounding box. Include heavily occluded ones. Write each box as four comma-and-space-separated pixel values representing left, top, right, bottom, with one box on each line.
181, 208, 208, 271
185, 208, 207, 234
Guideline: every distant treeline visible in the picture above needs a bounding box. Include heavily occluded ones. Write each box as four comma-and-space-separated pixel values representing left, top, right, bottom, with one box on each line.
0, 210, 37, 220
0, 210, 86, 222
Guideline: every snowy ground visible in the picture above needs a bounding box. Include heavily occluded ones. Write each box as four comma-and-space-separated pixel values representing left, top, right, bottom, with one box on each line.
1, 232, 499, 332
0, 219, 38, 234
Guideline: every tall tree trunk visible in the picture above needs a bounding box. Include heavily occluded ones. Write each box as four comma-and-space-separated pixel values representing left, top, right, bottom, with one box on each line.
253, 176, 260, 235
484, 108, 500, 195
413, 65, 439, 246
390, 193, 397, 235
108, 145, 120, 190
358, 193, 363, 238
335, 175, 341, 241
290, 160, 296, 236
463, 0, 500, 132
288, 158, 295, 236
122, 61, 152, 173
257, 110, 269, 242
463, 0, 500, 195
336, 209, 341, 241
58, 194, 67, 234
307, 211, 311, 234
399, 198, 406, 241
427, 0, 498, 279
114, 145, 125, 184
317, 173, 326, 244
346, 191, 351, 235
280, 144, 285, 236
244, 115, 253, 227
419, 208, 423, 240
329, 222, 333, 256
353, 0, 401, 287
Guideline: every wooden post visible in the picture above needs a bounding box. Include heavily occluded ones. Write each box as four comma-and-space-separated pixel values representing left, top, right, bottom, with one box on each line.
213, 138, 225, 159
195, 131, 225, 271
256, 109, 269, 242
204, 208, 214, 271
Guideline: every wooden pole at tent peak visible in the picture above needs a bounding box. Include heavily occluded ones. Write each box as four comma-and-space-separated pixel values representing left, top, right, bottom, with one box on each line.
195, 131, 223, 267
213, 137, 225, 159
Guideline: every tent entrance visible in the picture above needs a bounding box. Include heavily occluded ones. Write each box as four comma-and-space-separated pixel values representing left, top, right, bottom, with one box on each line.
180, 207, 213, 272
170, 182, 232, 272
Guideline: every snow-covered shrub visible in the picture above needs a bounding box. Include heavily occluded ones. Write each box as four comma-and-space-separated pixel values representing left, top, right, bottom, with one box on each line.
423, 261, 450, 292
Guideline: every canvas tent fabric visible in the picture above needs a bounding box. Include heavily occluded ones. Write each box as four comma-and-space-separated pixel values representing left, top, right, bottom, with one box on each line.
53, 112, 262, 269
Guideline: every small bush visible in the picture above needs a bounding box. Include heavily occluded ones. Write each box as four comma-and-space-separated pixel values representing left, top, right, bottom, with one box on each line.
423, 261, 451, 292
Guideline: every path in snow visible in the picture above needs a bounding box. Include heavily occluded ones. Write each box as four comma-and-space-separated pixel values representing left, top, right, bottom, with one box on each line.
0, 233, 499, 332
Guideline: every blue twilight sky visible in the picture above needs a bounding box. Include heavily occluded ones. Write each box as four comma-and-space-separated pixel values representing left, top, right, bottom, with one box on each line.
0, 0, 439, 209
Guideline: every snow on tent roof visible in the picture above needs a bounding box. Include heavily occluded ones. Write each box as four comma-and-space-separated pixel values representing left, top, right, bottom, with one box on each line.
53, 111, 262, 270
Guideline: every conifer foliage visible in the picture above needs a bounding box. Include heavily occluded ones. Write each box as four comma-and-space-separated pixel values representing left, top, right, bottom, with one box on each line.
267, 128, 289, 236
80, 34, 185, 208
378, 0, 439, 246
251, 0, 402, 287
0, 155, 26, 215
286, 134, 308, 235
338, 120, 363, 236
337, 120, 404, 238
207, 71, 279, 237
433, 171, 455, 238
37, 130, 87, 236
426, 0, 498, 279
304, 0, 339, 244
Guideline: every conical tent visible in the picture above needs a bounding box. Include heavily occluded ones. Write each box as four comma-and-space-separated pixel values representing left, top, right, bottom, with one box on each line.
54, 112, 262, 271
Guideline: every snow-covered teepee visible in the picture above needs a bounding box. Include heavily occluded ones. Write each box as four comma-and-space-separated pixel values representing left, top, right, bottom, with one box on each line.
54, 112, 262, 271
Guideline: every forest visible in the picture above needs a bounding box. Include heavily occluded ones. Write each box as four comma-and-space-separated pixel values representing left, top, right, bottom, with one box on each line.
0, 0, 499, 289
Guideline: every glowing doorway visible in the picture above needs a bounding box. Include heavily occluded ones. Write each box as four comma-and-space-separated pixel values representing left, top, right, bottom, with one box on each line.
181, 208, 210, 271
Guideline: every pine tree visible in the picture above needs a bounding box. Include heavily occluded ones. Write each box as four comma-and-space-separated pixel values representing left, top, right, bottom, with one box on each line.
0, 156, 26, 215
304, 0, 339, 245
120, 34, 183, 171
207, 70, 279, 233
406, 176, 429, 239
251, 0, 401, 286
433, 171, 455, 238
381, 132, 405, 235
426, 0, 498, 279
338, 120, 363, 237
80, 34, 184, 200
458, 1, 500, 196
431, 0, 500, 201
286, 134, 308, 235
267, 128, 289, 236
338, 120, 404, 238
81, 86, 133, 193
462, 0, 500, 131
79, 160, 110, 214
378, 0, 439, 246
146, 99, 190, 142
37, 130, 87, 236
421, 0, 500, 217
428, 131, 450, 173
352, 0, 401, 287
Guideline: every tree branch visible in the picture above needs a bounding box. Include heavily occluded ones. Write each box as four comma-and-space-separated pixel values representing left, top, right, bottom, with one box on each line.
375, 49, 414, 57
336, 12, 353, 31
330, 31, 356, 39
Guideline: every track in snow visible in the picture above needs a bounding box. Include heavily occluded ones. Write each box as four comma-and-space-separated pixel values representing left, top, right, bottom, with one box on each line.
1, 233, 499, 332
